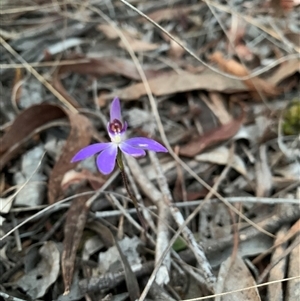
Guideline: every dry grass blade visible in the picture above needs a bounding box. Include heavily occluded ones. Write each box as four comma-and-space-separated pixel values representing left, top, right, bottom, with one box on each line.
118, 0, 298, 79
1, 0, 299, 299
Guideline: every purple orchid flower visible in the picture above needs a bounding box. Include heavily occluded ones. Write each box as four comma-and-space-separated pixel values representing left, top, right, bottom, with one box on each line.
71, 97, 168, 174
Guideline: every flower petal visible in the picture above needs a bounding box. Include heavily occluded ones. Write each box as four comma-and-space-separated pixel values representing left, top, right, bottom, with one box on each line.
71, 143, 111, 162
110, 97, 122, 122
96, 144, 118, 174
125, 137, 168, 153
119, 142, 146, 157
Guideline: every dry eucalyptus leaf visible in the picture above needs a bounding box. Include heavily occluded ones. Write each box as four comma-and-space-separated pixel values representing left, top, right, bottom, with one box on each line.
180, 113, 244, 157
47, 111, 93, 204
0, 103, 65, 169
267, 226, 288, 301
62, 194, 90, 295
138, 4, 202, 23
98, 24, 160, 52
58, 55, 162, 81
16, 241, 60, 299
195, 146, 247, 176
98, 236, 142, 274
268, 58, 300, 85
13, 144, 46, 207
210, 51, 281, 98
286, 237, 300, 300
108, 69, 247, 100
216, 255, 261, 301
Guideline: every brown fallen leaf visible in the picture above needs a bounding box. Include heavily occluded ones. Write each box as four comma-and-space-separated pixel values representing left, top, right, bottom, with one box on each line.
48, 111, 93, 204
271, 0, 300, 12
285, 32, 300, 49
98, 24, 159, 52
210, 51, 281, 99
169, 43, 186, 60
119, 36, 159, 52
206, 92, 233, 125
0, 104, 66, 170
58, 54, 162, 81
62, 193, 90, 295
179, 106, 244, 157
61, 169, 105, 191
107, 69, 247, 100
268, 58, 300, 85
138, 4, 202, 23
216, 255, 261, 301
286, 233, 300, 301
0, 104, 65, 155
0, 103, 93, 203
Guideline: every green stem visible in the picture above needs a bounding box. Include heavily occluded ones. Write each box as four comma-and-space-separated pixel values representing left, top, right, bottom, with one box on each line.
117, 149, 147, 232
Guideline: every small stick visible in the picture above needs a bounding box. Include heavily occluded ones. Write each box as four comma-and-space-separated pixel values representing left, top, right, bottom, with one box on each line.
116, 149, 148, 232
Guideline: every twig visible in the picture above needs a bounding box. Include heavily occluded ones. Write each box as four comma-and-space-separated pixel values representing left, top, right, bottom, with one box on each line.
95, 196, 300, 219
148, 152, 171, 286
79, 261, 154, 293
116, 150, 148, 232
110, 1, 277, 241
108, 194, 143, 234
118, 0, 299, 79
0, 36, 78, 113
0, 59, 90, 69
1, 172, 119, 240
123, 160, 156, 231
0, 291, 28, 301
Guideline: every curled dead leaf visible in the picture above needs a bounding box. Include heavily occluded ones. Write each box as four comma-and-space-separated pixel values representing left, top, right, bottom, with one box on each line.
61, 169, 105, 191
210, 52, 282, 99
0, 104, 66, 170
0, 103, 94, 204
48, 111, 93, 204
216, 255, 261, 301
179, 105, 245, 157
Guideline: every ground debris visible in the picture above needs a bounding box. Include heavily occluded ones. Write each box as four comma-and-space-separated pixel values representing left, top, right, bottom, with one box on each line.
1, 1, 299, 300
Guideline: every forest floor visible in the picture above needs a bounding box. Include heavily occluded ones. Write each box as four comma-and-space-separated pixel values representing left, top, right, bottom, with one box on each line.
0, 1, 299, 301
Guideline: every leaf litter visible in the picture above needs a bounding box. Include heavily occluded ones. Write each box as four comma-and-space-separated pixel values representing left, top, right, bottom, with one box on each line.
0, 1, 299, 301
